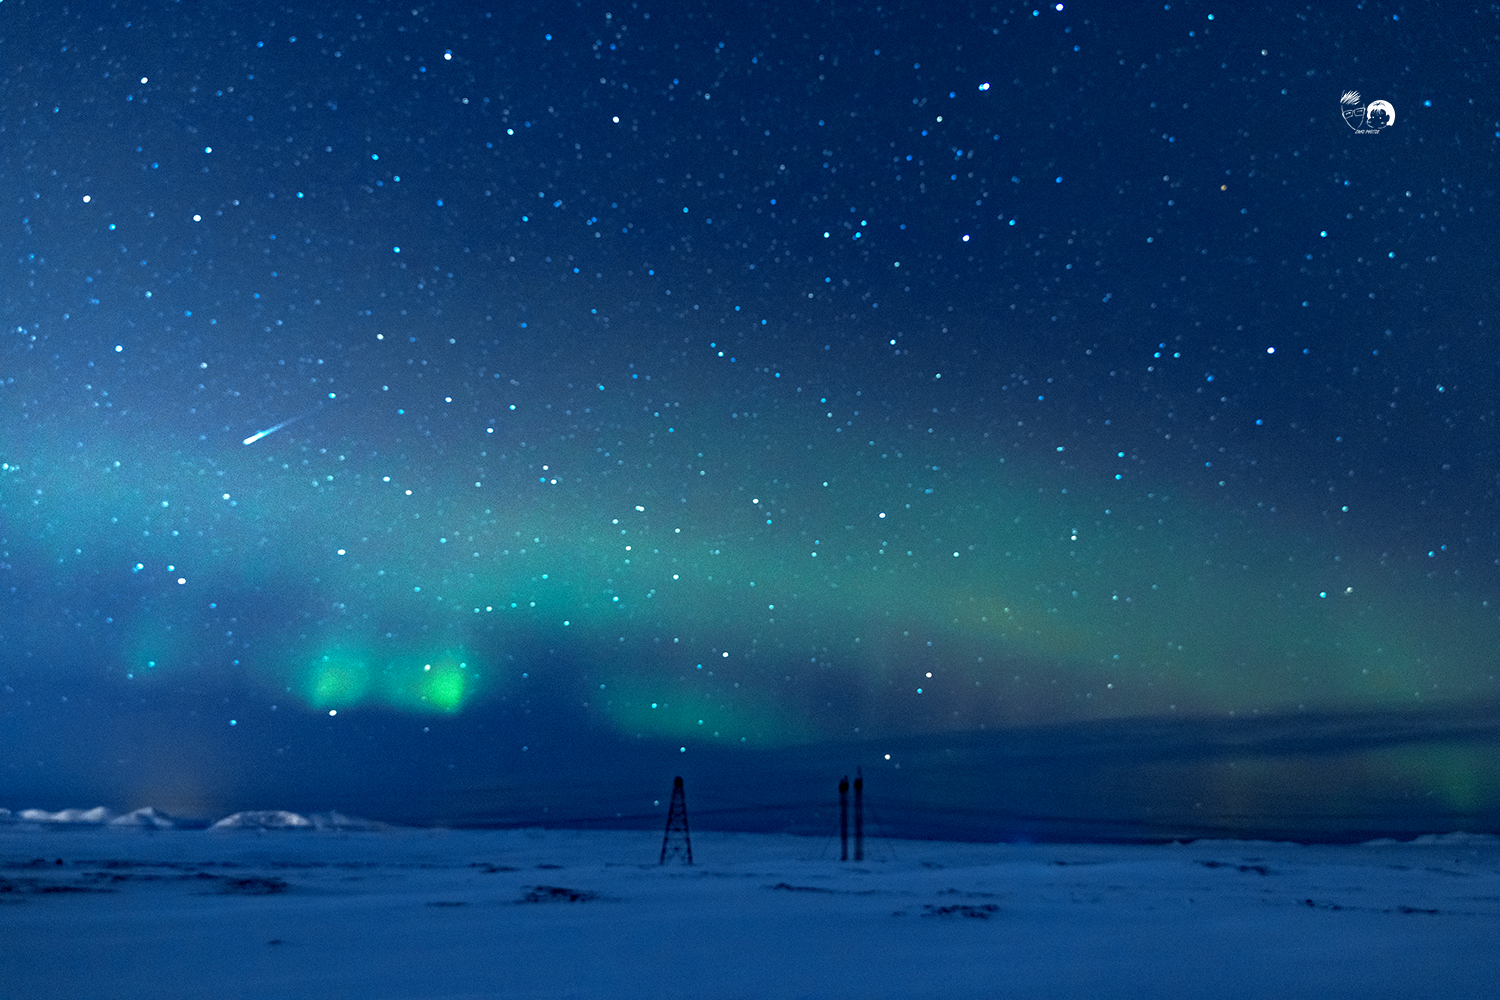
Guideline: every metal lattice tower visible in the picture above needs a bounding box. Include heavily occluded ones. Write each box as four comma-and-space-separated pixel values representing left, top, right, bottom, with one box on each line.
659, 775, 693, 865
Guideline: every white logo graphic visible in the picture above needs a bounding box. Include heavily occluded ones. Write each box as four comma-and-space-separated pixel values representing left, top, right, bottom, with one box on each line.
1341, 91, 1394, 133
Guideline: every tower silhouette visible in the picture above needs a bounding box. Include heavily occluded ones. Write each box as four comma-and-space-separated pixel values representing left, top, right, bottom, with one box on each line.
659, 776, 693, 865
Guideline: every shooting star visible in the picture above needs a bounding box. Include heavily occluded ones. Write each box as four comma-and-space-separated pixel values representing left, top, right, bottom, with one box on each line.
242, 411, 308, 446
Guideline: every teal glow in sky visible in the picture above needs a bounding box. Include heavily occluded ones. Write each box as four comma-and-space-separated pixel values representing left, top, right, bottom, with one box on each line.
3, 1, 1498, 838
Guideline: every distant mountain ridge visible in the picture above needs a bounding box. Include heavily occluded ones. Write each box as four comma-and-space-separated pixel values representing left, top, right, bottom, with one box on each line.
211, 809, 387, 831
1, 806, 388, 831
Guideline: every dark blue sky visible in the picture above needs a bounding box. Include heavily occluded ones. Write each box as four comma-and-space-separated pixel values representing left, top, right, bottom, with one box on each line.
2, 1, 1498, 840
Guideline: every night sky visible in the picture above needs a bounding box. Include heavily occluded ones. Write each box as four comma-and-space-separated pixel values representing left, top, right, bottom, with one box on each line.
3, 1, 1499, 840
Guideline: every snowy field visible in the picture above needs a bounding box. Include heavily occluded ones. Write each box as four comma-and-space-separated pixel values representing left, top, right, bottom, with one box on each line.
2, 819, 1499, 999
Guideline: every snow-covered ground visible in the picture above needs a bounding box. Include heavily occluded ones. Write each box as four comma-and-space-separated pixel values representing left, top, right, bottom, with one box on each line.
1, 820, 1497, 999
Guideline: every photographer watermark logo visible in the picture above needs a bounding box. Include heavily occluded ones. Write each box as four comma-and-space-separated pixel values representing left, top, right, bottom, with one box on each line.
1341, 91, 1394, 133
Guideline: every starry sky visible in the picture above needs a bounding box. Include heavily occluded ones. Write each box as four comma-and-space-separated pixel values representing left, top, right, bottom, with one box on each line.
3, 1, 1499, 840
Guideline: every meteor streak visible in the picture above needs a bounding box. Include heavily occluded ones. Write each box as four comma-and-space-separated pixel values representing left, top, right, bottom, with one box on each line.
242, 407, 316, 445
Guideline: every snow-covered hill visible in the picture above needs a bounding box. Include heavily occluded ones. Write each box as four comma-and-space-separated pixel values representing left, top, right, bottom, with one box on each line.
3, 805, 386, 831
14, 806, 117, 825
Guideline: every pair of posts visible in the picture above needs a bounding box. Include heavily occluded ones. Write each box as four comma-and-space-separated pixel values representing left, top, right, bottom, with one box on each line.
839, 767, 863, 861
